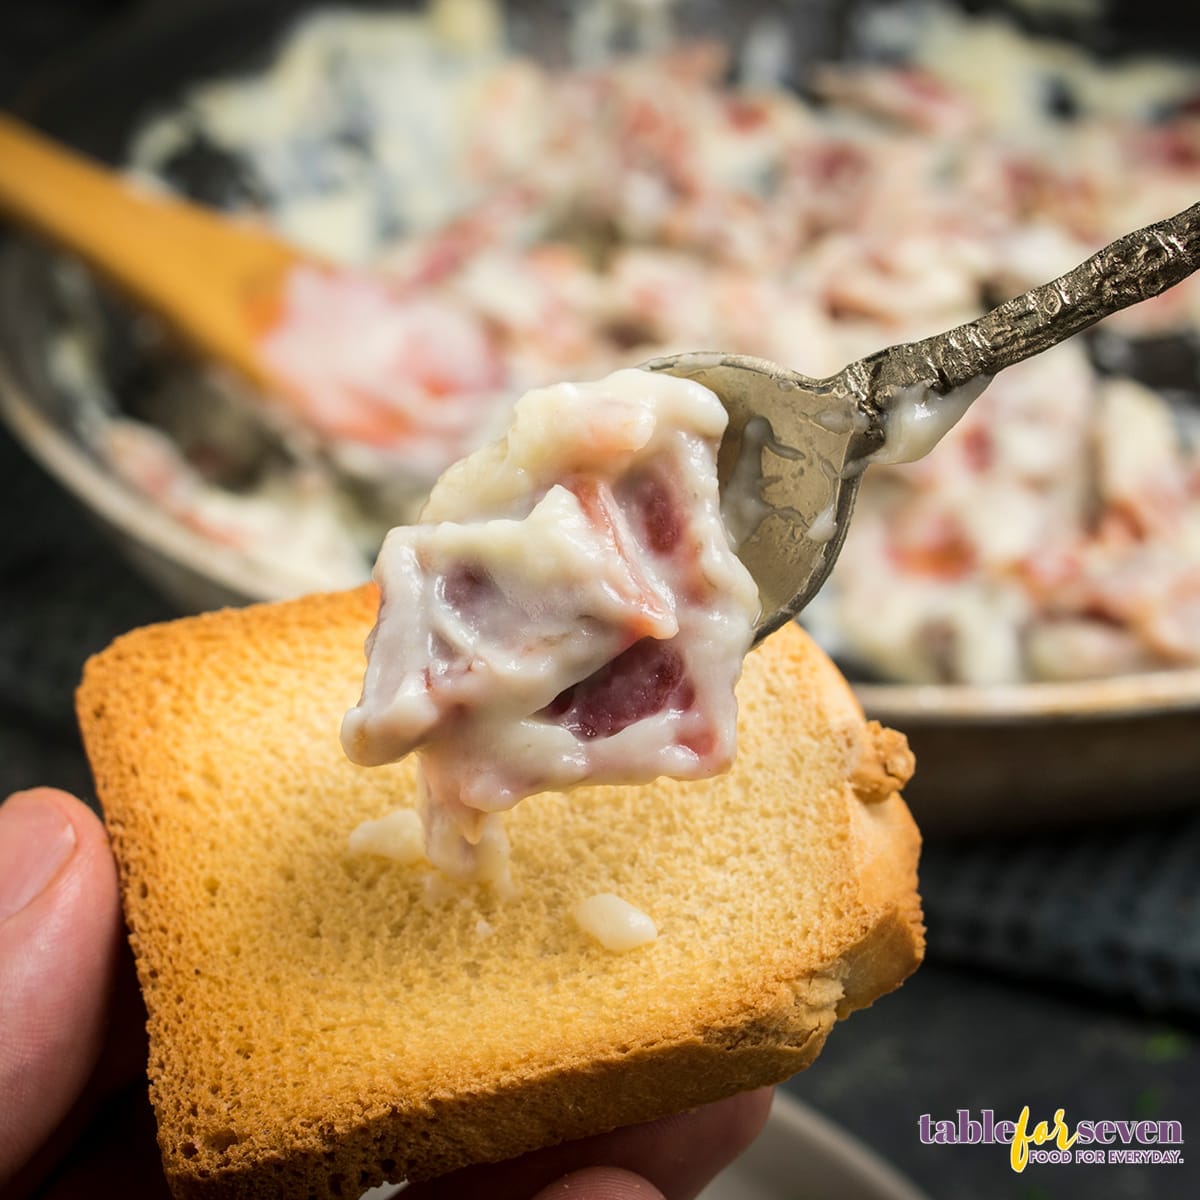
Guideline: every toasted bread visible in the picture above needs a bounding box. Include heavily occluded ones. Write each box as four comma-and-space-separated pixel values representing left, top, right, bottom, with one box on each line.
77, 584, 922, 1199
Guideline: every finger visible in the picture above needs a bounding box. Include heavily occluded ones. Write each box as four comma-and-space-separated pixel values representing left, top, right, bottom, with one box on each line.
0, 789, 127, 1192
18, 923, 152, 1198
404, 1086, 774, 1200
531, 1166, 665, 1199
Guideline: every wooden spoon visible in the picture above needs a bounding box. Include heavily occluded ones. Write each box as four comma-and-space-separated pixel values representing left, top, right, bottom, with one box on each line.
0, 112, 501, 482
0, 111, 307, 395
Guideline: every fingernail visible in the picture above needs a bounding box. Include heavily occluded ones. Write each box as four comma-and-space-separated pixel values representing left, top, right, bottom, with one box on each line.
0, 794, 77, 920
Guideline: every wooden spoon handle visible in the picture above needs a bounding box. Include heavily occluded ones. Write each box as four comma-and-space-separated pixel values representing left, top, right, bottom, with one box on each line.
0, 112, 303, 386
849, 200, 1200, 402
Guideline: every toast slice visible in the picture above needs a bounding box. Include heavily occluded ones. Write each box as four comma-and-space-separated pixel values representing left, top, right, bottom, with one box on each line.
77, 584, 923, 1200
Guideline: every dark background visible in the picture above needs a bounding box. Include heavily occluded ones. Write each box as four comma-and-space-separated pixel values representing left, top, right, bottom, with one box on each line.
1, 3, 1197, 1199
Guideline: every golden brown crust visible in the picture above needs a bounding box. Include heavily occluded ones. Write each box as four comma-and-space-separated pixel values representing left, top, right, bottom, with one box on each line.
851, 722, 917, 806
77, 587, 922, 1199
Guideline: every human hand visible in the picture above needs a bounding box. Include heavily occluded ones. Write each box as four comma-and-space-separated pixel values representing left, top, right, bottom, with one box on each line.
1, 788, 772, 1199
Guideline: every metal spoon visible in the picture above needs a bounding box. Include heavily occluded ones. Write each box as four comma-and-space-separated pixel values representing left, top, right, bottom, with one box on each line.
645, 201, 1200, 643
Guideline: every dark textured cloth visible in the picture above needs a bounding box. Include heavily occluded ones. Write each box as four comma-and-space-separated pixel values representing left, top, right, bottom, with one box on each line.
0, 426, 172, 798
0, 1, 138, 106
921, 816, 1200, 1019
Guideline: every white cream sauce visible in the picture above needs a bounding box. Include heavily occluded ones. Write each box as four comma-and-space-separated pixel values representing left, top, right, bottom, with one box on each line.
342, 368, 759, 889
347, 807, 427, 864
573, 892, 659, 952
718, 414, 775, 549
865, 376, 993, 467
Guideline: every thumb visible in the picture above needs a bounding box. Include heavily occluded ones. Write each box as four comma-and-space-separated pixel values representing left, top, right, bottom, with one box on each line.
0, 788, 124, 1190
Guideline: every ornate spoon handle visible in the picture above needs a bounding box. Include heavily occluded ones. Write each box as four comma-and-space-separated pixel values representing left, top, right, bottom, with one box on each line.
849, 200, 1200, 404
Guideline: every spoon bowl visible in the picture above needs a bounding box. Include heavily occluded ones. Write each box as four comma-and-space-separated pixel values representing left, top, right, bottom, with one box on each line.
642, 352, 871, 643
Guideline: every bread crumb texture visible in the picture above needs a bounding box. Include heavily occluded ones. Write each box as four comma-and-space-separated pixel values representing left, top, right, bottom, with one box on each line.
77, 584, 923, 1200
